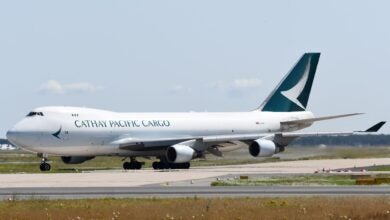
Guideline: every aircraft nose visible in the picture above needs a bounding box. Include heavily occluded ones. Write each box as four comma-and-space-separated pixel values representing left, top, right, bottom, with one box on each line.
6, 121, 41, 148
6, 127, 27, 148
6, 129, 16, 145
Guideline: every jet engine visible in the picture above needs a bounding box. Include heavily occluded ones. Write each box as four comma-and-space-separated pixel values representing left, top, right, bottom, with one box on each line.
249, 139, 279, 157
166, 144, 196, 163
61, 156, 95, 164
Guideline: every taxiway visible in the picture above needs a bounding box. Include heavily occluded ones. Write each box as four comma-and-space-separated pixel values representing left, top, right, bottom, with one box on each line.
0, 158, 389, 199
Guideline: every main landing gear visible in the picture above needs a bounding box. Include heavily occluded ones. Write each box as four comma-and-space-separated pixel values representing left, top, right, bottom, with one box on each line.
39, 156, 51, 171
123, 157, 143, 170
152, 158, 190, 170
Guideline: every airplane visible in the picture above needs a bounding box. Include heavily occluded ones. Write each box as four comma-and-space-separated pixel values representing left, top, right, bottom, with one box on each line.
6, 53, 385, 171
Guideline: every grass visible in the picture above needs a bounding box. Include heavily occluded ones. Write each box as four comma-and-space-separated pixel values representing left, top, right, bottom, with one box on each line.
368, 165, 390, 172
210, 174, 390, 186
0, 146, 389, 173
1, 197, 390, 219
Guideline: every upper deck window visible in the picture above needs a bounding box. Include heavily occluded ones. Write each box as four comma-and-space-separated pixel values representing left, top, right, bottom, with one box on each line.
26, 112, 44, 117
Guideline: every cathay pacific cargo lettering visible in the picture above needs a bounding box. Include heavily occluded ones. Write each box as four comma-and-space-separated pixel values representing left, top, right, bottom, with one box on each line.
73, 120, 171, 129
6, 53, 385, 171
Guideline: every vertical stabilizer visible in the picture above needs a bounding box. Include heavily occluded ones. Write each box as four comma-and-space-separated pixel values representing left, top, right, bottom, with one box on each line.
259, 53, 320, 112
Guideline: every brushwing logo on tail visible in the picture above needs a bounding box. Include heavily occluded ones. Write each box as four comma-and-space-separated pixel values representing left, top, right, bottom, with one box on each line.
280, 57, 311, 110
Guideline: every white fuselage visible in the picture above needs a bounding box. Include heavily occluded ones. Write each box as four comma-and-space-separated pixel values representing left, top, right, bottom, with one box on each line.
7, 106, 314, 156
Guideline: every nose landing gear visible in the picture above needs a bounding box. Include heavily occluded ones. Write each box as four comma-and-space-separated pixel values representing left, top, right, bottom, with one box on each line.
39, 155, 51, 171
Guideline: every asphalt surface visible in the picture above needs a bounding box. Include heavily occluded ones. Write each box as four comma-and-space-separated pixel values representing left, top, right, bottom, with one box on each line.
1, 186, 390, 200
1, 158, 390, 188
1, 158, 390, 200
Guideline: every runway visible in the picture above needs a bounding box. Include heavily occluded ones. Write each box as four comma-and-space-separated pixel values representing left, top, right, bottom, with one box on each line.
1, 158, 390, 200
1, 158, 389, 188
1, 186, 390, 200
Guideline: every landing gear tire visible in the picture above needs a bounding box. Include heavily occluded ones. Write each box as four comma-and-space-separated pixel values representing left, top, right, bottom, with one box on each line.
134, 162, 142, 169
152, 161, 190, 170
39, 154, 50, 172
123, 162, 131, 170
152, 162, 162, 170
123, 161, 142, 170
170, 162, 190, 169
39, 163, 51, 171
180, 162, 190, 169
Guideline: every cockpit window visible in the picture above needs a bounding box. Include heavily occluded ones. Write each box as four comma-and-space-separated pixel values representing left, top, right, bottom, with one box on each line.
26, 112, 44, 117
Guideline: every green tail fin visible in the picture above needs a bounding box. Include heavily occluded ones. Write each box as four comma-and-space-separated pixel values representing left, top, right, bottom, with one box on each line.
259, 53, 320, 112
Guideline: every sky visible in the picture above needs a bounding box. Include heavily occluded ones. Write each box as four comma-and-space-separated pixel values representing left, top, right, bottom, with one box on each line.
0, 1, 389, 137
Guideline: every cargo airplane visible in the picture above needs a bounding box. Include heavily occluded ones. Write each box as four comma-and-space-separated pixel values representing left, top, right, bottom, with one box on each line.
6, 53, 385, 171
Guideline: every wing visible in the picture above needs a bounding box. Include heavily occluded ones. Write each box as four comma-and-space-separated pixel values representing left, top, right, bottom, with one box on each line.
271, 121, 386, 146
110, 134, 265, 152
280, 113, 363, 130
110, 121, 385, 152
111, 136, 198, 150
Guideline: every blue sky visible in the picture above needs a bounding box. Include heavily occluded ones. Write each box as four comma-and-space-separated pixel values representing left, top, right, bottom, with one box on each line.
1, 1, 389, 137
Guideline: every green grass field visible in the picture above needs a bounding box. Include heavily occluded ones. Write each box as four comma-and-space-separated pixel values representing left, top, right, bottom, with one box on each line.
210, 174, 390, 186
211, 174, 357, 186
368, 165, 390, 172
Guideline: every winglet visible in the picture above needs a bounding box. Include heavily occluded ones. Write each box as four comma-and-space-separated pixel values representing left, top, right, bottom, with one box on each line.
363, 121, 386, 132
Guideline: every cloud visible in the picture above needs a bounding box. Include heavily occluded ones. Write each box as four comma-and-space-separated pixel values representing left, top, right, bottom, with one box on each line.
210, 78, 263, 90
232, 78, 262, 89
208, 78, 263, 99
168, 85, 192, 94
39, 80, 100, 94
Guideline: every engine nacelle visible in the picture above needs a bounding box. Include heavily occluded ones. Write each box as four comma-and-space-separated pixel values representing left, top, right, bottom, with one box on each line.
249, 139, 277, 157
166, 144, 196, 163
61, 156, 95, 164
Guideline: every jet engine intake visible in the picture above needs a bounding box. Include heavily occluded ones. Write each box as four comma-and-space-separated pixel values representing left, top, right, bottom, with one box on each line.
166, 144, 196, 163
249, 139, 277, 157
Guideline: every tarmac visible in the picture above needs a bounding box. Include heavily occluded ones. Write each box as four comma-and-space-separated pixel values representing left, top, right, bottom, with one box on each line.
1, 158, 389, 188
0, 158, 389, 199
